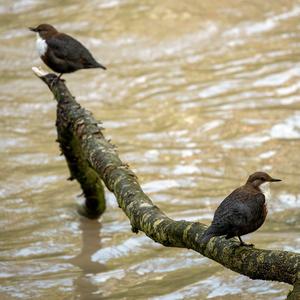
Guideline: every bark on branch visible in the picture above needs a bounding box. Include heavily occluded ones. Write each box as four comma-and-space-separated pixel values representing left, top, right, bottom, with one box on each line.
33, 68, 300, 297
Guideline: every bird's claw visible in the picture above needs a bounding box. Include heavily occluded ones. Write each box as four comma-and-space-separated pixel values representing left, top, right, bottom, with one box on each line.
237, 236, 254, 247
240, 242, 254, 247
49, 76, 64, 88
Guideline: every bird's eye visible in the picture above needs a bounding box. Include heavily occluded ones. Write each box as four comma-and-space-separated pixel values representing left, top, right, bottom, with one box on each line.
260, 177, 265, 181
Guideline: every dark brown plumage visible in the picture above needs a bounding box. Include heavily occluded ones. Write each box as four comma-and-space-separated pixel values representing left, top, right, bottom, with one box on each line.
29, 24, 106, 80
201, 171, 281, 246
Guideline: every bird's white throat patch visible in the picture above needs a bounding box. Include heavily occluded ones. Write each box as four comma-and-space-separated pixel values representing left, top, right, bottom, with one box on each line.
260, 182, 271, 201
36, 34, 47, 56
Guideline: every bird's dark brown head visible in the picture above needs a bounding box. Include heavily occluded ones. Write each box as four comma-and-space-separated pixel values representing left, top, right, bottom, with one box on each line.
246, 171, 281, 188
29, 24, 58, 39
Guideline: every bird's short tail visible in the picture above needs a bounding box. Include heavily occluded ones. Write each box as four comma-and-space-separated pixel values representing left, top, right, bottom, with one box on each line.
86, 61, 107, 70
201, 227, 216, 245
95, 62, 107, 70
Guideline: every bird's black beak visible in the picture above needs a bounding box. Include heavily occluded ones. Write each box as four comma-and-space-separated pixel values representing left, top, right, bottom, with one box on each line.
29, 27, 37, 32
270, 178, 282, 182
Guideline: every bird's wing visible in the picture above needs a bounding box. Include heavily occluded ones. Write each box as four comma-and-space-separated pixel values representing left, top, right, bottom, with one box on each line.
46, 34, 90, 61
211, 189, 265, 231
245, 192, 266, 220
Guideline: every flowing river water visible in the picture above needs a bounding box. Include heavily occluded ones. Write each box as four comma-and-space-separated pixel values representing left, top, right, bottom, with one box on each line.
0, 1, 300, 299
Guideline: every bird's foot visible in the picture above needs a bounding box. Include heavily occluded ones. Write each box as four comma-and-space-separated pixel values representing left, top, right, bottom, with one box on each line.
49, 72, 65, 87
240, 242, 254, 247
49, 76, 64, 88
49, 76, 59, 88
238, 236, 254, 247
57, 73, 65, 82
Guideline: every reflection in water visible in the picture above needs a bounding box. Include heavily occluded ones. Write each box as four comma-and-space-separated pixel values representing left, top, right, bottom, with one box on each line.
70, 218, 105, 299
0, 0, 300, 299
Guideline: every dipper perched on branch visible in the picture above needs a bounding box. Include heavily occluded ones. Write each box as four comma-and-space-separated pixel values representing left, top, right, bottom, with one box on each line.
202, 172, 281, 246
29, 24, 106, 80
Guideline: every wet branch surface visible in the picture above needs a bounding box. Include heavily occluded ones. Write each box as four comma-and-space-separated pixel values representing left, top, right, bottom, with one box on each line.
33, 68, 300, 296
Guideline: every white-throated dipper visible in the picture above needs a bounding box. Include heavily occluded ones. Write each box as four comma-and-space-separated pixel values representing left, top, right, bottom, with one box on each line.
201, 171, 281, 246
29, 24, 106, 80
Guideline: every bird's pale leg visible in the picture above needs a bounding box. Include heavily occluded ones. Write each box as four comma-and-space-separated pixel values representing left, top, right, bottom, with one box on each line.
238, 236, 254, 247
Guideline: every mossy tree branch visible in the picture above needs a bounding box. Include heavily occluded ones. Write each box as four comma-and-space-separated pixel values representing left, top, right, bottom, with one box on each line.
34, 68, 105, 218
287, 277, 300, 300
33, 68, 300, 296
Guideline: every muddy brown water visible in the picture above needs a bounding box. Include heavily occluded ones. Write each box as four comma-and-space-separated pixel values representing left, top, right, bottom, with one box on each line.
0, 1, 300, 299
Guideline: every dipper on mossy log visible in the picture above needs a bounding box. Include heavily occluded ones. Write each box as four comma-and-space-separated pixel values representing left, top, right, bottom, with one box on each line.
29, 24, 106, 80
202, 172, 281, 247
